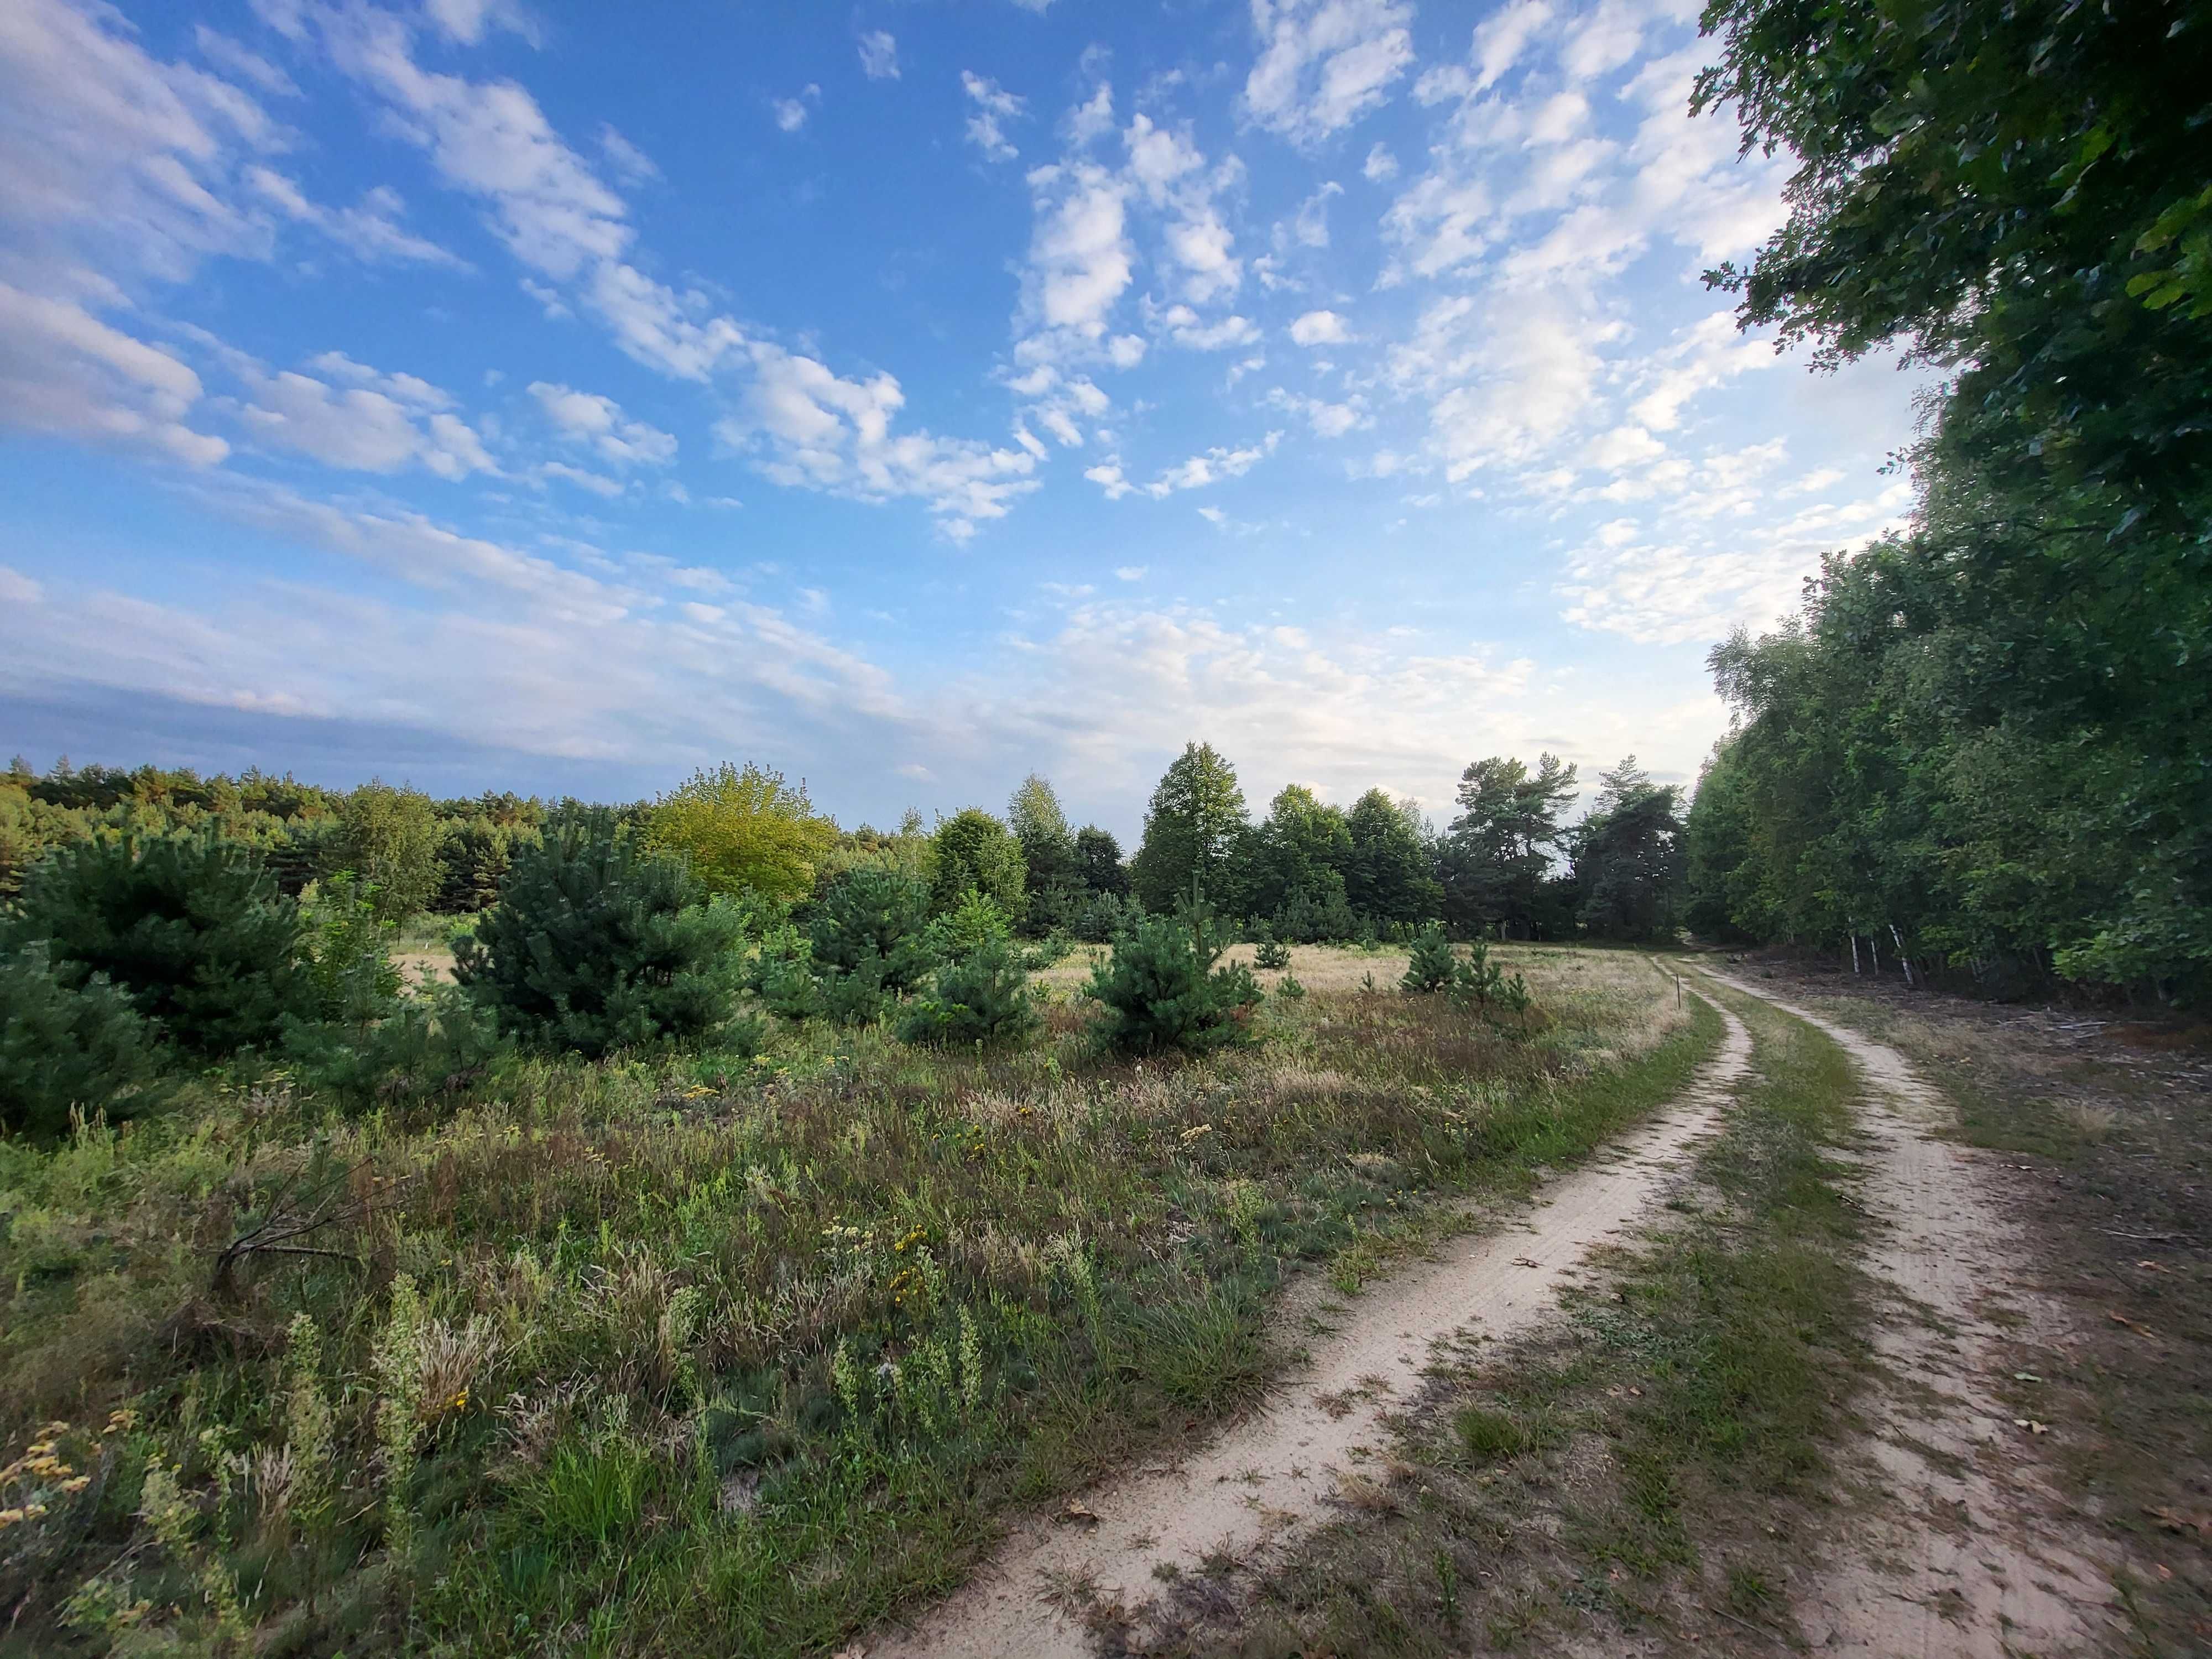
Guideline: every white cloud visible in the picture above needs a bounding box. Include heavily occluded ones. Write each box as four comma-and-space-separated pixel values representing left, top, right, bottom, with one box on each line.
1114, 565, 1147, 581
1288, 180, 1342, 248
194, 26, 298, 97
1362, 142, 1397, 182
0, 281, 228, 466
1470, 0, 1553, 91
246, 168, 470, 268
773, 86, 821, 133
421, 0, 540, 45
1268, 386, 1368, 437
717, 342, 1040, 539
528, 380, 677, 466
240, 361, 494, 479
1243, 0, 1414, 147
1087, 431, 1282, 499
598, 124, 659, 183
858, 30, 899, 80
326, 6, 631, 280
1152, 305, 1260, 351
962, 71, 1026, 162
540, 458, 623, 497
1017, 161, 1131, 352
1288, 308, 1349, 346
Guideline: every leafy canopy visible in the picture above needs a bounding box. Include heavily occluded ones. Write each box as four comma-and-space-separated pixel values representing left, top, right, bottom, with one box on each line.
648, 761, 836, 906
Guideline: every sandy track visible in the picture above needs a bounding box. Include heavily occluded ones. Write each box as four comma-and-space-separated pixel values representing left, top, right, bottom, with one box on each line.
1699, 970, 2123, 1658
873, 1000, 1752, 1659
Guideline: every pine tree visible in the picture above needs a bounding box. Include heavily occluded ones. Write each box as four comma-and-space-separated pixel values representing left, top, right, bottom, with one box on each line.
12, 828, 313, 1054
455, 810, 745, 1057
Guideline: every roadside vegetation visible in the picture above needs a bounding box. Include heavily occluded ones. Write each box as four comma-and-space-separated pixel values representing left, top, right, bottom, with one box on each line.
1145, 980, 1871, 1656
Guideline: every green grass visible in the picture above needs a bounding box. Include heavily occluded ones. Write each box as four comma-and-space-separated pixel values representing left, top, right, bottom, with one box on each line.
1169, 982, 1872, 1657
0, 948, 1717, 1657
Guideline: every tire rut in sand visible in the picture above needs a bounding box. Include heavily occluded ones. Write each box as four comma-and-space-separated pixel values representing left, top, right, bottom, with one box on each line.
872, 1001, 1753, 1659
1700, 969, 2124, 1658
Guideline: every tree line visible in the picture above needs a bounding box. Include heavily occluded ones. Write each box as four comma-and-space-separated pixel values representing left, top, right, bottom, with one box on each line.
3, 744, 1687, 950
1679, 0, 2210, 1005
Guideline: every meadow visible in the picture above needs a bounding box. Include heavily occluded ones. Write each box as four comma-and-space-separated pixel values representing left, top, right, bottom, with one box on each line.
0, 936, 1707, 1657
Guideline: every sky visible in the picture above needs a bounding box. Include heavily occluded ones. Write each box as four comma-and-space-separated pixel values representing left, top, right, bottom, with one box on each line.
0, 0, 1926, 838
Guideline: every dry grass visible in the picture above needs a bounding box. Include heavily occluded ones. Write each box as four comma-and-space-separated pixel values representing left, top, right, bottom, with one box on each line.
0, 946, 1707, 1659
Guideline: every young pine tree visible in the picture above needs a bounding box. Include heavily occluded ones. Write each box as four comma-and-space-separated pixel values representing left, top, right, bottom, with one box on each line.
455, 810, 745, 1057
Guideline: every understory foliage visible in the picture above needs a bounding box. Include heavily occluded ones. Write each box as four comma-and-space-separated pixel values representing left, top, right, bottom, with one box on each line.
897, 938, 1039, 1047
646, 762, 836, 906
456, 810, 747, 1057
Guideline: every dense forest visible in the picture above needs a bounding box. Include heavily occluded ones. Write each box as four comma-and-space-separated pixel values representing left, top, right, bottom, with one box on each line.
1679, 0, 2212, 1004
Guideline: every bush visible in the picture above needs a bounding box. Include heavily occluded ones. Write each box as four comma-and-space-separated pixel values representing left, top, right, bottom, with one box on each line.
1402, 924, 1458, 994
455, 810, 747, 1058
281, 981, 504, 1113
1087, 911, 1261, 1055
13, 829, 313, 1054
1070, 888, 1141, 944
899, 939, 1040, 1047
331, 783, 444, 921
919, 886, 1012, 966
0, 942, 165, 1136
1252, 932, 1292, 971
298, 872, 402, 1021
807, 869, 936, 992
817, 954, 888, 1028
1450, 939, 1530, 1013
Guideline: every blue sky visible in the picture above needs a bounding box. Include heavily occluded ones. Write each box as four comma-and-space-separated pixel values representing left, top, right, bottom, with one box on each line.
0, 0, 1923, 837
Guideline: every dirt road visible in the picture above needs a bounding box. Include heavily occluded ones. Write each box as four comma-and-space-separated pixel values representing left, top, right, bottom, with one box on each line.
1699, 968, 2123, 1658
872, 1000, 1754, 1659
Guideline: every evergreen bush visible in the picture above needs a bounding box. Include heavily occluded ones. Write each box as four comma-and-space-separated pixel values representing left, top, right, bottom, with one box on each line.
1087, 911, 1261, 1055
1401, 924, 1458, 994
454, 810, 746, 1057
1252, 931, 1292, 971
282, 982, 505, 1112
899, 938, 1039, 1047
0, 942, 165, 1136
12, 829, 313, 1054
807, 869, 936, 992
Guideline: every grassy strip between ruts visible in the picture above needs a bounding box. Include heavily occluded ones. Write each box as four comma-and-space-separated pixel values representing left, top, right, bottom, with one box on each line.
1144, 980, 1869, 1657
0, 950, 1719, 1658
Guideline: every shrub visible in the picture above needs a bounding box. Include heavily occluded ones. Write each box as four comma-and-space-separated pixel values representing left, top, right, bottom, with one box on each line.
0, 942, 165, 1136
919, 886, 1012, 965
298, 872, 403, 1021
13, 829, 313, 1054
899, 939, 1039, 1047
807, 869, 936, 992
1451, 939, 1531, 1013
1070, 888, 1141, 944
746, 927, 825, 1020
282, 981, 505, 1112
1087, 911, 1261, 1055
646, 762, 836, 905
331, 783, 444, 921
1252, 932, 1292, 971
455, 810, 747, 1058
1402, 924, 1458, 994
817, 954, 888, 1027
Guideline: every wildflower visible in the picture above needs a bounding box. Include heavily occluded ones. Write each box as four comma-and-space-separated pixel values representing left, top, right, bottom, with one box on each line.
104, 1408, 139, 1435
1180, 1123, 1215, 1146
59, 1476, 90, 1494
